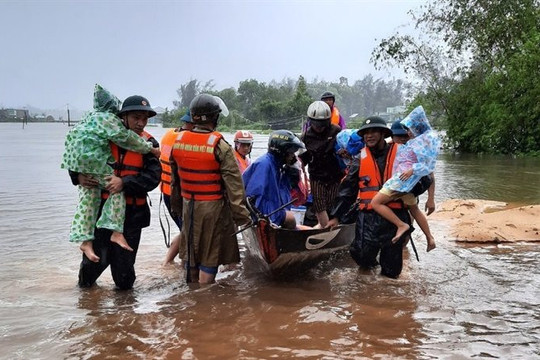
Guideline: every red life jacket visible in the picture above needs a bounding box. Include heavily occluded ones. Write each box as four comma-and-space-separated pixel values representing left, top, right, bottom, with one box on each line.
171, 130, 224, 201
234, 149, 250, 174
357, 143, 405, 210
102, 130, 153, 206
330, 106, 341, 127
159, 128, 182, 196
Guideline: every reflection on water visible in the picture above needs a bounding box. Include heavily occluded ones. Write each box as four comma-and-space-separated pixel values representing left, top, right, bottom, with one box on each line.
0, 123, 538, 359
436, 153, 540, 205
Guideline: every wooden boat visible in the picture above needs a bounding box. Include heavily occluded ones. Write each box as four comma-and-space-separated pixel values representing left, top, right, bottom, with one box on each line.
242, 200, 355, 277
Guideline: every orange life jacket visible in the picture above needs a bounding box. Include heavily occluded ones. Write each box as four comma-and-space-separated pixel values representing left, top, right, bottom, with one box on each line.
102, 130, 153, 206
234, 150, 250, 174
159, 128, 182, 196
171, 130, 224, 201
330, 107, 341, 127
357, 143, 405, 210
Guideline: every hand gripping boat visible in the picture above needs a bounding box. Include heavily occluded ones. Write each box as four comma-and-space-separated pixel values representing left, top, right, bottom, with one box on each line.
242, 198, 355, 277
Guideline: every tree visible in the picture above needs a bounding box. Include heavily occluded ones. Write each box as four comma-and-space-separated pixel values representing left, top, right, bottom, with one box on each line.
372, 0, 540, 154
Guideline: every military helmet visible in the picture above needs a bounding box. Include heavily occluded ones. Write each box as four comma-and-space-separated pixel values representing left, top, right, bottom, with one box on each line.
357, 116, 392, 138
189, 94, 222, 124
118, 95, 157, 118
268, 130, 305, 157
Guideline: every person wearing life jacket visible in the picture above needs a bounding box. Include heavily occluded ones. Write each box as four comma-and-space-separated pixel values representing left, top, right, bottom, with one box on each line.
321, 91, 346, 129
74, 95, 162, 290
327, 116, 413, 279
233, 130, 253, 174
169, 94, 251, 284
161, 111, 194, 265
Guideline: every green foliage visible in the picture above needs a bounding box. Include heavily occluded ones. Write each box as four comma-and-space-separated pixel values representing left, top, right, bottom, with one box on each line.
170, 75, 407, 132
374, 0, 540, 155
161, 107, 188, 128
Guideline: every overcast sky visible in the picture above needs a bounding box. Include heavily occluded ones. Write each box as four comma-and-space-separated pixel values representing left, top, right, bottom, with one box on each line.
0, 0, 426, 112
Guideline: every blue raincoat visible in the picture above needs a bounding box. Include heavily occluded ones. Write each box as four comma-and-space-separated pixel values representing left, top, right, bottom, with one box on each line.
383, 106, 441, 193
243, 153, 292, 226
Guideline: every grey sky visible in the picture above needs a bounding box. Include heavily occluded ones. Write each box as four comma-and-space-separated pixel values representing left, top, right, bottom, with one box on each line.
0, 0, 426, 112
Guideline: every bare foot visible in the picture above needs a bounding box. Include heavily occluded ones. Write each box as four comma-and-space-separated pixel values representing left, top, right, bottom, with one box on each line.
111, 232, 133, 251
80, 241, 100, 262
392, 223, 410, 243
426, 237, 436, 252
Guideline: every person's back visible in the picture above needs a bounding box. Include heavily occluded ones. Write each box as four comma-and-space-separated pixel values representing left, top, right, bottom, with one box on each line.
169, 94, 251, 284
161, 111, 193, 265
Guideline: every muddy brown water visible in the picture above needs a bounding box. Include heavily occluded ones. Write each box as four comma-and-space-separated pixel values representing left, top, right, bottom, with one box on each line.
1, 123, 538, 359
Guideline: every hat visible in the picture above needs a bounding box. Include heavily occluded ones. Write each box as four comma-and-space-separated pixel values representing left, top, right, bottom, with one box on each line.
391, 120, 408, 136
320, 91, 335, 100
180, 111, 191, 123
357, 116, 392, 138
118, 95, 157, 118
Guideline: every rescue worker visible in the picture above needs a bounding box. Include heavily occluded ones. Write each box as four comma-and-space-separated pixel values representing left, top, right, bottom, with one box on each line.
321, 91, 346, 129
327, 116, 412, 278
243, 130, 307, 229
161, 111, 194, 265
74, 95, 162, 289
299, 100, 343, 228
169, 94, 251, 284
233, 130, 254, 174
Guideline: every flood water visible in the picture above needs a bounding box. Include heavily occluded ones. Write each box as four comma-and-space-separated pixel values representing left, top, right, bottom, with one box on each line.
1, 123, 539, 359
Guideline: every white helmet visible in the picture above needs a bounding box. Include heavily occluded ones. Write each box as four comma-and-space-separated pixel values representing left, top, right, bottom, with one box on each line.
307, 101, 331, 120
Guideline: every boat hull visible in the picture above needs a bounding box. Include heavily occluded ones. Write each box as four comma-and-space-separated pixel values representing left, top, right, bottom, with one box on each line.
242, 219, 355, 276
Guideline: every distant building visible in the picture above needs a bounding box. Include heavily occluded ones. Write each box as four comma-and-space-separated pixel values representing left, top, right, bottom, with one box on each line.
149, 106, 166, 124
378, 105, 407, 123
0, 108, 29, 122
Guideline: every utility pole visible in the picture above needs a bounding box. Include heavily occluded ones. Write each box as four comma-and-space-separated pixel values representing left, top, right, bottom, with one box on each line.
22, 108, 27, 129
67, 104, 71, 127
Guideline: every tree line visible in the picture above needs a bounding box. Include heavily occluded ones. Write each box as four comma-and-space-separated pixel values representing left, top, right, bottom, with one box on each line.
372, 0, 540, 155
161, 75, 407, 132
163, 0, 539, 156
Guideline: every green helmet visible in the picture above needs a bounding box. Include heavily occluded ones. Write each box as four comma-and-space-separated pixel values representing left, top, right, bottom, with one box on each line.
118, 95, 157, 118
357, 116, 391, 138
